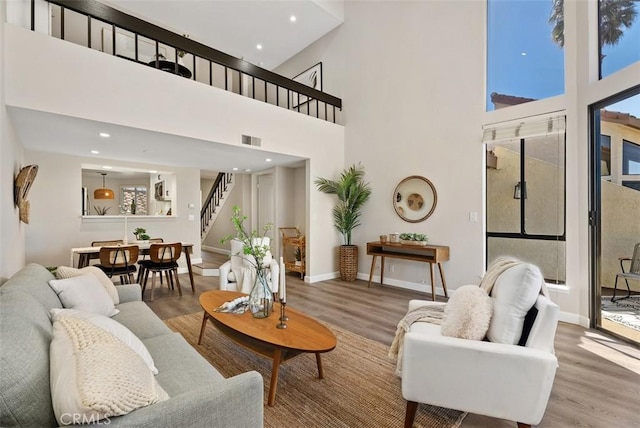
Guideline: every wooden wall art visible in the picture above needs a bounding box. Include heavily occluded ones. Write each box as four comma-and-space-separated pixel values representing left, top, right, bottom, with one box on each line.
14, 164, 38, 224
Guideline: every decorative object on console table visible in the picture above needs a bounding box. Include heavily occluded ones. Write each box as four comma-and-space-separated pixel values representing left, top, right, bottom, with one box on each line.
399, 233, 428, 246
315, 163, 372, 282
221, 206, 274, 318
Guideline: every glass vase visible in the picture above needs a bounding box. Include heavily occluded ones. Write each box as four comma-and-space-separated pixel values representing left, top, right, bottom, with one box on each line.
248, 267, 273, 318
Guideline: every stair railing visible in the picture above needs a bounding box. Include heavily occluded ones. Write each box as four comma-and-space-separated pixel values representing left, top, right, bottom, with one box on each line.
201, 173, 233, 236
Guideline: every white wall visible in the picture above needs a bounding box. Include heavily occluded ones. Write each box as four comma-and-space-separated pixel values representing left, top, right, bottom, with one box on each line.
4, 24, 345, 279
0, 2, 26, 281
277, 1, 486, 289
24, 151, 202, 270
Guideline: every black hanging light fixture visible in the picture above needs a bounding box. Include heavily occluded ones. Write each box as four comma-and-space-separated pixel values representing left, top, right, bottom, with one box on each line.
94, 172, 115, 200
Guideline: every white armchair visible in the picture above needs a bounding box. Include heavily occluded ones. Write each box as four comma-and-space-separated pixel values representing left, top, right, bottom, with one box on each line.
219, 238, 279, 294
401, 263, 559, 428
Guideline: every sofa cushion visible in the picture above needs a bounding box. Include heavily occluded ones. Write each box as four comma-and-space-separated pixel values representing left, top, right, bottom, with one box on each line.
143, 333, 225, 397
49, 274, 119, 317
50, 316, 168, 425
0, 290, 57, 427
487, 263, 543, 344
112, 301, 174, 340
441, 285, 492, 340
0, 263, 61, 311
56, 265, 120, 305
51, 308, 158, 374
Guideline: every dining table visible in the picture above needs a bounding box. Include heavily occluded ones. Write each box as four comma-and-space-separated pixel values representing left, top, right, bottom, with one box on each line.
69, 241, 195, 288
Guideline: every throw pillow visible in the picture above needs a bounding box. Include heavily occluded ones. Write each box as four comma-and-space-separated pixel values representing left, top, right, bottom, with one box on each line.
487, 263, 543, 345
441, 285, 492, 340
56, 265, 120, 305
50, 308, 158, 374
48, 275, 119, 317
50, 316, 168, 425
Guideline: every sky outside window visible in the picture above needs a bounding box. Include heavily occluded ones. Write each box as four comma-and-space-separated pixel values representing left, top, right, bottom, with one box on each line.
487, 0, 565, 111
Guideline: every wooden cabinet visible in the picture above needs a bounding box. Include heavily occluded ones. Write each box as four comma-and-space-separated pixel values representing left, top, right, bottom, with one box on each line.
280, 227, 305, 279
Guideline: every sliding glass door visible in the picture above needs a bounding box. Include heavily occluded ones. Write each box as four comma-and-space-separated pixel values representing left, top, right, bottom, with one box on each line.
590, 88, 640, 344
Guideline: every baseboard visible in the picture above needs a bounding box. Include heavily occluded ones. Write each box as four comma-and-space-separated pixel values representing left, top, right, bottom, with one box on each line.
559, 311, 589, 327
202, 245, 228, 255
356, 272, 446, 296
307, 271, 339, 283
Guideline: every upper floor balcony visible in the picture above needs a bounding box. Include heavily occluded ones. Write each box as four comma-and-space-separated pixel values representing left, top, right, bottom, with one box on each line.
9, 0, 342, 124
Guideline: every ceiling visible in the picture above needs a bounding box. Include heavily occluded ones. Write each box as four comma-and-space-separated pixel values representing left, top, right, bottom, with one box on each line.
12, 0, 343, 174
9, 107, 306, 173
101, 0, 343, 71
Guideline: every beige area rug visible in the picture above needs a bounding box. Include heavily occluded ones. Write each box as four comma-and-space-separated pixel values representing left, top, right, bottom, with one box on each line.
165, 312, 466, 428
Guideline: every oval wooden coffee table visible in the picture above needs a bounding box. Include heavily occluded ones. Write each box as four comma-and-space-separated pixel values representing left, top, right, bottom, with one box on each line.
198, 290, 337, 406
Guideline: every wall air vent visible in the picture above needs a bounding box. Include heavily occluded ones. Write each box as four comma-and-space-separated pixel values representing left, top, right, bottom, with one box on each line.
241, 135, 262, 147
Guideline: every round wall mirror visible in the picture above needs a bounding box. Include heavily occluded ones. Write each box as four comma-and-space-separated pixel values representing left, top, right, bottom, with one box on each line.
393, 176, 437, 223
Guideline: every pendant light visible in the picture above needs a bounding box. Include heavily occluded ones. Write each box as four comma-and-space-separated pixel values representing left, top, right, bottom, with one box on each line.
94, 172, 115, 200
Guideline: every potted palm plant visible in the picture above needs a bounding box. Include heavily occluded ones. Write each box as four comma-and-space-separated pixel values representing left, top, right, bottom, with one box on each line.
315, 163, 372, 281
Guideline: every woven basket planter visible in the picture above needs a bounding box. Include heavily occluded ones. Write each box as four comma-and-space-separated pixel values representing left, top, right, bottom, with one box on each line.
339, 245, 358, 282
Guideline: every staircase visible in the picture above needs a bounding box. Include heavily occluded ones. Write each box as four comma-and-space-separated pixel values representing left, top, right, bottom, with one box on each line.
201, 172, 234, 241
195, 173, 233, 277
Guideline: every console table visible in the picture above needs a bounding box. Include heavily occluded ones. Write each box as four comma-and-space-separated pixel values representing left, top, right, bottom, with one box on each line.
366, 241, 449, 300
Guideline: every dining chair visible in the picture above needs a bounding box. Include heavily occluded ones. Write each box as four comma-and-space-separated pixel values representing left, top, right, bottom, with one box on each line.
139, 242, 183, 301
86, 239, 124, 264
137, 238, 164, 283
95, 245, 139, 284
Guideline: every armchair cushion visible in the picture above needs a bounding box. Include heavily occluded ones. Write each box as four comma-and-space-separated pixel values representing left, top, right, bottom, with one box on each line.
487, 263, 543, 345
441, 285, 492, 340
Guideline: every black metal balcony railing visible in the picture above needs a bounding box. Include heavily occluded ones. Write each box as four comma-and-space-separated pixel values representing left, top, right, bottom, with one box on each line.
29, 0, 342, 124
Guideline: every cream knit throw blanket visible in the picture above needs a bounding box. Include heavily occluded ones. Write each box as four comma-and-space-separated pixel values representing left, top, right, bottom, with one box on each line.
480, 257, 550, 297
388, 304, 444, 376
59, 316, 167, 417
388, 257, 549, 376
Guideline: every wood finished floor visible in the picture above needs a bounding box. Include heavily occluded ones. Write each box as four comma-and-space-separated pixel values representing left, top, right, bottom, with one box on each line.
147, 259, 640, 428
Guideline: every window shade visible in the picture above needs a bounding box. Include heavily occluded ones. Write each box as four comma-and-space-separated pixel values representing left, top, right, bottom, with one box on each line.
482, 115, 566, 143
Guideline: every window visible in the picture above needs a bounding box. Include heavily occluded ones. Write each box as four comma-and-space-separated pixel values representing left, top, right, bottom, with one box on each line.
622, 139, 640, 174
486, 0, 565, 111
122, 187, 148, 215
485, 115, 566, 283
599, 0, 640, 79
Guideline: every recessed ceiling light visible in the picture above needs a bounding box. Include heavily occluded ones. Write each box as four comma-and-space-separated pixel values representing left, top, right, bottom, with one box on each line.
265, 158, 272, 162
290, 15, 297, 22
149, 170, 157, 173
91, 150, 99, 154
256, 44, 263, 50
102, 165, 113, 169
232, 167, 239, 171
99, 132, 110, 138
245, 168, 251, 172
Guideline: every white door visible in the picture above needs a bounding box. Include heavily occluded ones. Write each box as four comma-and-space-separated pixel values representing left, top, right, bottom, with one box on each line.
257, 174, 275, 242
